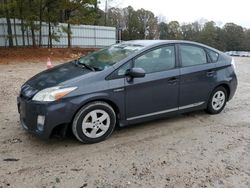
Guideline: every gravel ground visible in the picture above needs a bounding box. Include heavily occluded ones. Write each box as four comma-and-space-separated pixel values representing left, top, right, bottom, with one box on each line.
0, 57, 249, 188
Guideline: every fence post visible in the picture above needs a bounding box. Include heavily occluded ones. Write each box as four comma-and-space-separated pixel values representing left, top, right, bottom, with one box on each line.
94, 26, 96, 48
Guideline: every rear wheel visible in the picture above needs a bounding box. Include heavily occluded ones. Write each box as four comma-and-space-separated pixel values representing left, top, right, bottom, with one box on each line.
72, 101, 116, 144
206, 86, 228, 114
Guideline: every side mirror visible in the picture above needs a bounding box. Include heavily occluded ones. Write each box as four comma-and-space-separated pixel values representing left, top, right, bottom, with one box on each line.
125, 67, 146, 78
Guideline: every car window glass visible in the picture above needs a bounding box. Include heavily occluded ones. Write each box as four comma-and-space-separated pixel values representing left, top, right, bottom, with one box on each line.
180, 45, 207, 67
107, 61, 132, 80
207, 49, 219, 62
134, 46, 175, 74
79, 43, 143, 71
117, 61, 132, 76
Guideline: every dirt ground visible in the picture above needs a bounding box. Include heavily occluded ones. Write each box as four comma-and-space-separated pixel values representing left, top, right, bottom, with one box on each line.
0, 48, 96, 64
0, 56, 250, 188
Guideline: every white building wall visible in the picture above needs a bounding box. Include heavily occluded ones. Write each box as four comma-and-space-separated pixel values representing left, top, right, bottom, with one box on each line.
0, 18, 116, 47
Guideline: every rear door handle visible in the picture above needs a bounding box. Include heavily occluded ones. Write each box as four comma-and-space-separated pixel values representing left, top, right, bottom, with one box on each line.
113, 88, 124, 92
206, 70, 215, 77
168, 77, 178, 84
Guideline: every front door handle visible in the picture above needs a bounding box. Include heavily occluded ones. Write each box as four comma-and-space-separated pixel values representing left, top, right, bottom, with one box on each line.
207, 70, 215, 77
168, 77, 178, 84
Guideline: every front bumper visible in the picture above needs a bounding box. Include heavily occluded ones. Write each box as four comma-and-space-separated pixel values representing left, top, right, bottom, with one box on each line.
17, 96, 78, 139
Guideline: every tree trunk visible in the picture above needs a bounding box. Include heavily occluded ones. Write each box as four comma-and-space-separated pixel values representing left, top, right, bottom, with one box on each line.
21, 19, 25, 46
47, 5, 52, 48
29, 0, 36, 47
31, 26, 36, 47
10, 0, 18, 46
64, 9, 71, 48
13, 17, 18, 46
48, 20, 52, 48
19, 0, 25, 46
67, 23, 71, 48
39, 0, 43, 46
94, 1, 98, 25
26, 26, 30, 46
59, 10, 64, 23
4, 0, 13, 47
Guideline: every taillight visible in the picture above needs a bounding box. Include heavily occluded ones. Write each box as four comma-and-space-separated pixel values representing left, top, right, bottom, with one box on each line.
231, 58, 236, 71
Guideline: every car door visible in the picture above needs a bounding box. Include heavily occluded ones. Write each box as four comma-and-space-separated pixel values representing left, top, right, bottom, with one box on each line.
178, 44, 217, 108
125, 45, 180, 120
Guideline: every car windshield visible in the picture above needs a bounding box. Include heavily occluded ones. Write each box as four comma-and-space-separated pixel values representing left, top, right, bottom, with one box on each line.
78, 43, 144, 71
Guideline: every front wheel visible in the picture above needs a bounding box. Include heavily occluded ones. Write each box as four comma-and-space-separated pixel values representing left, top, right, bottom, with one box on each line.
72, 101, 116, 144
206, 86, 228, 114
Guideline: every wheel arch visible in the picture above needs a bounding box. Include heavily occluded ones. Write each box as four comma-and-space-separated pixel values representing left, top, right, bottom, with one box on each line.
206, 83, 231, 108
50, 95, 122, 138
71, 97, 121, 126
214, 83, 231, 101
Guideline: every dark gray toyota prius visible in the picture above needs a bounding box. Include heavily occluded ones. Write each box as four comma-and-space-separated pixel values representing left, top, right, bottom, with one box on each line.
17, 40, 237, 143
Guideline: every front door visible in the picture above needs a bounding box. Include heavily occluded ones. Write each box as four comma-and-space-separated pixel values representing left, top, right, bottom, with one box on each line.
125, 45, 180, 120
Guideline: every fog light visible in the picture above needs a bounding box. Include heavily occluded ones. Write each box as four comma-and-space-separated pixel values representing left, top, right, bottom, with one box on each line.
37, 115, 45, 131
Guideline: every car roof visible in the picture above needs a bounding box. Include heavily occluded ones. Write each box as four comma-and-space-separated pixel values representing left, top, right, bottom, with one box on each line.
122, 40, 166, 46
121, 40, 221, 53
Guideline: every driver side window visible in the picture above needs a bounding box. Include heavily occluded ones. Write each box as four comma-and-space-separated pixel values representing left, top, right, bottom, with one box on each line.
106, 61, 132, 80
134, 45, 176, 74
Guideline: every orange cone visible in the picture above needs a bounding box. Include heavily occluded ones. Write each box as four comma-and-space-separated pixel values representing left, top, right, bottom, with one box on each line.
47, 57, 53, 69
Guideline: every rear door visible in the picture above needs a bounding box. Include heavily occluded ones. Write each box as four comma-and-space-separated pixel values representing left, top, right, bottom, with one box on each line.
178, 44, 216, 108
125, 45, 180, 120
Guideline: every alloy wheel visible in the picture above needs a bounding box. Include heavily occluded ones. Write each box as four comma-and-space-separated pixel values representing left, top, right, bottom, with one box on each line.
81, 109, 111, 138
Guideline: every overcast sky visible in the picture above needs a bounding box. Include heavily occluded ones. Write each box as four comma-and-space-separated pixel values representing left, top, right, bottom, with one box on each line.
100, 0, 250, 28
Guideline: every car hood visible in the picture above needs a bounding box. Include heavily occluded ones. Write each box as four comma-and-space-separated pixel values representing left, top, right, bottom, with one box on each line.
21, 61, 92, 99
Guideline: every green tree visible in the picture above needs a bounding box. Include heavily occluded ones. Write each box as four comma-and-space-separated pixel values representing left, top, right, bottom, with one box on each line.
122, 6, 140, 40
199, 21, 218, 48
136, 8, 158, 39
2, 0, 14, 47
120, 6, 158, 40
60, 0, 97, 48
15, 0, 26, 46
26, 0, 39, 47
167, 21, 181, 40
44, 0, 61, 48
243, 29, 250, 51
158, 22, 168, 39
106, 7, 123, 27
181, 22, 201, 41
9, 0, 19, 46
222, 23, 244, 51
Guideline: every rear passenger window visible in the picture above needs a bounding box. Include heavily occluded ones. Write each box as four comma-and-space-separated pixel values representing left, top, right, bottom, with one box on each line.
134, 45, 175, 74
207, 49, 219, 62
180, 45, 207, 67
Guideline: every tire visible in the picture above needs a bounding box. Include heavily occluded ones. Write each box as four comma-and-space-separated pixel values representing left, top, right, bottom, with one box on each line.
72, 101, 116, 144
206, 86, 228, 114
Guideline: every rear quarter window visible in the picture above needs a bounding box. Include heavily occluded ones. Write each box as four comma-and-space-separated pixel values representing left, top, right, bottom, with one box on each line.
207, 49, 219, 63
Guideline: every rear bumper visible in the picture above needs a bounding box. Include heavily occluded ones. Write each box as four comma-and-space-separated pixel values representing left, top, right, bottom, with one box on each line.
17, 96, 78, 139
228, 74, 238, 101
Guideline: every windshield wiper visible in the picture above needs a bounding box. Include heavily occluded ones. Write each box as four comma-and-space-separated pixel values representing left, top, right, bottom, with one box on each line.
74, 59, 95, 71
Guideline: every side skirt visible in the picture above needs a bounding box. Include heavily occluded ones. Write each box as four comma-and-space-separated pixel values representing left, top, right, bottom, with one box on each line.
126, 101, 205, 121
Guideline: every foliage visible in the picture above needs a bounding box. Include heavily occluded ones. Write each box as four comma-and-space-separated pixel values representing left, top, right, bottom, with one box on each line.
104, 6, 250, 51
1, 0, 97, 47
0, 1, 250, 51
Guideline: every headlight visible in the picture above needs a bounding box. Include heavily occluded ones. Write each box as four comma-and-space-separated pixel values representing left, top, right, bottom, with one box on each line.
32, 87, 77, 102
